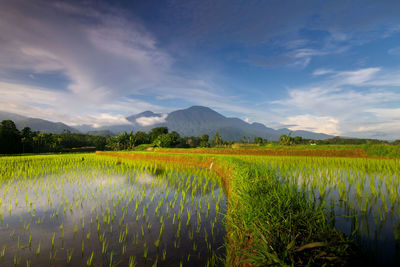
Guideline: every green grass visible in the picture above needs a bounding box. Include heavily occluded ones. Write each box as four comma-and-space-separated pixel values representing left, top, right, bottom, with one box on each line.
134, 144, 154, 151
364, 143, 400, 158
221, 158, 358, 266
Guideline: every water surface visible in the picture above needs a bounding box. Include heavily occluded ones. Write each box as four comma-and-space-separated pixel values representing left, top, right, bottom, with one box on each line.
0, 163, 226, 266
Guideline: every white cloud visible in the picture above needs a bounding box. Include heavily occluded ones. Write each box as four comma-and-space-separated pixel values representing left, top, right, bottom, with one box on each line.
86, 114, 132, 128
313, 68, 381, 85
0, 0, 248, 126
0, 80, 160, 127
292, 48, 326, 59
342, 119, 400, 140
283, 114, 340, 136
383, 25, 400, 38
0, 0, 171, 104
367, 108, 400, 120
313, 69, 334, 76
276, 86, 398, 117
136, 114, 167, 127
334, 67, 381, 85
272, 67, 400, 139
388, 46, 400, 55
283, 39, 309, 49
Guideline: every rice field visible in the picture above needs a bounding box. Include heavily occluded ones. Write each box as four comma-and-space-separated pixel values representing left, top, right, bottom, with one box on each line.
1, 150, 399, 266
0, 154, 226, 266
117, 150, 400, 265
251, 156, 400, 265
219, 155, 396, 265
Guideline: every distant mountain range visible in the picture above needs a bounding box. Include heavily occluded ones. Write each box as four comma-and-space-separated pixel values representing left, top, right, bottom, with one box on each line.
0, 111, 78, 134
0, 106, 334, 140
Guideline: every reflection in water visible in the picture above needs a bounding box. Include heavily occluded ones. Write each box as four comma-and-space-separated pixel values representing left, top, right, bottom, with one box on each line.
281, 168, 400, 266
0, 165, 226, 266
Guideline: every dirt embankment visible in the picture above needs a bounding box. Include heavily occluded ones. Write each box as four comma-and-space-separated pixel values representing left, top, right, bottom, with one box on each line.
96, 151, 233, 196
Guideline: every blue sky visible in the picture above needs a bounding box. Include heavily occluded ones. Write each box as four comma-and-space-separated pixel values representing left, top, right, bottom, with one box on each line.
1, 0, 400, 139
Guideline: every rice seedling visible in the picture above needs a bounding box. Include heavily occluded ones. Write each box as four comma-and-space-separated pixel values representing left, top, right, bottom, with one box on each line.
128, 256, 136, 267
86, 251, 94, 266
67, 249, 73, 266
162, 248, 166, 261
14, 254, 21, 267
0, 246, 5, 259
35, 242, 40, 256
0, 153, 226, 266
143, 243, 148, 261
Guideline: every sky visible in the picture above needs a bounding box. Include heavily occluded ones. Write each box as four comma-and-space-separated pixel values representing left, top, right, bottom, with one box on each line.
1, 0, 400, 140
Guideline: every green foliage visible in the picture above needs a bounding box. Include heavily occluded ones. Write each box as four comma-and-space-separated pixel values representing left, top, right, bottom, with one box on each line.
200, 134, 210, 147
253, 136, 264, 144
149, 127, 169, 143
201, 134, 209, 142
133, 131, 149, 145
214, 132, 222, 146
279, 134, 294, 145
3, 118, 397, 156
153, 132, 180, 148
109, 131, 134, 150
200, 141, 210, 147
0, 120, 21, 153
317, 136, 389, 145
279, 135, 308, 145
0, 120, 109, 154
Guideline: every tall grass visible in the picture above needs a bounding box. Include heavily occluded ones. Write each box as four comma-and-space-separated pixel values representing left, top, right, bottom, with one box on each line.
223, 158, 357, 266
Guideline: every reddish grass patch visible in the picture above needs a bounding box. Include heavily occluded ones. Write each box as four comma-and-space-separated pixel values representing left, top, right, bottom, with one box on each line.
155, 148, 369, 158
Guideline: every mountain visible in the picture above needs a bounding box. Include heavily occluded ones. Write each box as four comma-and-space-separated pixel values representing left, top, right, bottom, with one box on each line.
86, 130, 115, 136
125, 106, 333, 141
0, 111, 79, 134
0, 111, 27, 122
126, 111, 163, 123
1, 107, 334, 140
277, 128, 333, 140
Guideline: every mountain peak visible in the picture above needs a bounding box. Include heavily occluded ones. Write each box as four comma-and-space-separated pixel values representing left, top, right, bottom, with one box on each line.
126, 111, 162, 123
186, 106, 214, 111
168, 106, 226, 122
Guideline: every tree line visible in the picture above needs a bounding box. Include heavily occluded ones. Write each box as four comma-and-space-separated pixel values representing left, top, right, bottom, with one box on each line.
107, 127, 228, 150
0, 120, 232, 154
2, 119, 397, 155
0, 120, 108, 154
278, 133, 400, 146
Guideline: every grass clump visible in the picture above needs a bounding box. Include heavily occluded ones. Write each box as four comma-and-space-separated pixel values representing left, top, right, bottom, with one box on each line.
364, 144, 400, 158
224, 158, 359, 266
134, 144, 154, 151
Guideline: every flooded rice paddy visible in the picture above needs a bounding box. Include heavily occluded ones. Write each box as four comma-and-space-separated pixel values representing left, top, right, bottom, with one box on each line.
262, 156, 400, 266
0, 156, 226, 266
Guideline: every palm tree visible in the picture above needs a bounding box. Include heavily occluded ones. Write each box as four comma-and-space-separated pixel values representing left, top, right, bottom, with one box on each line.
214, 132, 222, 146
